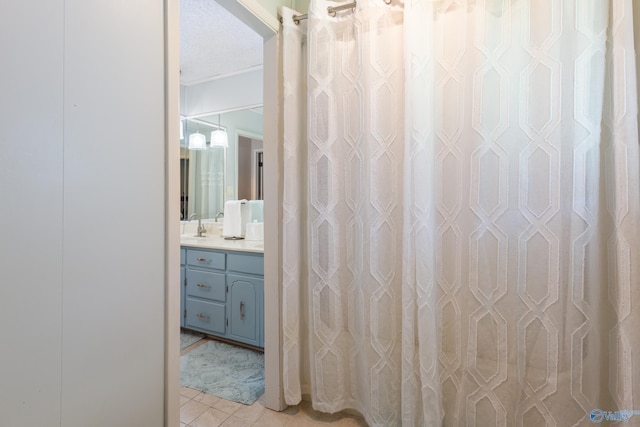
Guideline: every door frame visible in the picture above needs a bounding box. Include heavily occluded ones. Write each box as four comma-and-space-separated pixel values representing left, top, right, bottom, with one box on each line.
234, 128, 263, 200
164, 3, 284, 426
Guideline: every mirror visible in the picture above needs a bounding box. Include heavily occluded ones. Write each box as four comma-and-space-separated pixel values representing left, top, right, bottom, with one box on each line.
180, 107, 263, 220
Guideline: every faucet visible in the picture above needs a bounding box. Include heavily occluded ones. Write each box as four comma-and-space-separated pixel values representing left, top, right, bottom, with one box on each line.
214, 211, 224, 222
188, 213, 206, 237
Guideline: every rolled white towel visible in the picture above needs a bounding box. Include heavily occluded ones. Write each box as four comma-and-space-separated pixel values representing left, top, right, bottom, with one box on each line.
222, 200, 243, 238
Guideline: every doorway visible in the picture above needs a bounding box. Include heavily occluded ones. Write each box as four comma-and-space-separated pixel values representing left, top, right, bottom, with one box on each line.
171, 0, 282, 423
253, 149, 264, 200
236, 130, 263, 201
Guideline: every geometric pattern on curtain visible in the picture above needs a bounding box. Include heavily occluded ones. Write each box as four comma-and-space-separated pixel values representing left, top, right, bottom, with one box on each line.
281, 1, 640, 426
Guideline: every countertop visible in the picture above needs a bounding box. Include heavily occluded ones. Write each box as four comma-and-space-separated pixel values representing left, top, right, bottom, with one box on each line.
180, 233, 264, 253
179, 222, 263, 253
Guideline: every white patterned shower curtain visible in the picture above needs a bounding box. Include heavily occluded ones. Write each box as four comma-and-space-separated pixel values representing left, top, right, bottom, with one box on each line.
280, 1, 640, 426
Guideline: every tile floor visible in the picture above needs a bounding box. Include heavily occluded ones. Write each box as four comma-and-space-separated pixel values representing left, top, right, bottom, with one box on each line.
179, 387, 369, 427
179, 338, 368, 427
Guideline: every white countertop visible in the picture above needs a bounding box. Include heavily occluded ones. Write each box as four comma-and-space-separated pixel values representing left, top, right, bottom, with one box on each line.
180, 233, 264, 253
179, 221, 263, 253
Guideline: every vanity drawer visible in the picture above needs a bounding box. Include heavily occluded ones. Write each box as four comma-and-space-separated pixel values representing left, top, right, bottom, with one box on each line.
185, 298, 226, 335
180, 248, 186, 266
187, 249, 225, 270
186, 269, 226, 302
227, 253, 264, 276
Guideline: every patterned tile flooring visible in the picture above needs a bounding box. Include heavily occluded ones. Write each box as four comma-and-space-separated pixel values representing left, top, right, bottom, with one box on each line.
180, 340, 368, 427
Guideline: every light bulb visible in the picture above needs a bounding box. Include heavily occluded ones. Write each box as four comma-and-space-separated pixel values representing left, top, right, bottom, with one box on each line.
188, 132, 207, 150
210, 129, 228, 148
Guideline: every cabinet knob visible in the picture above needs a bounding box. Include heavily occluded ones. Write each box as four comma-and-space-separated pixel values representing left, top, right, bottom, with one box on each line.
240, 301, 245, 319
196, 313, 209, 320
196, 257, 208, 262
196, 283, 210, 289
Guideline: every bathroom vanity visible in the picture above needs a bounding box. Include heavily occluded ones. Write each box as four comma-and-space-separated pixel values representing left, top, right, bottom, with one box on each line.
180, 231, 264, 349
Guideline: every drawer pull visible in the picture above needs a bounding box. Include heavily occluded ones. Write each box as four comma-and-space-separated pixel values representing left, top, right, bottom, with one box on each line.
196, 257, 208, 262
196, 313, 209, 320
196, 283, 210, 289
240, 301, 245, 319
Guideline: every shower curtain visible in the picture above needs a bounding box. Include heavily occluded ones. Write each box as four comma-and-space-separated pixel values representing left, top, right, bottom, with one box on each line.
187, 148, 225, 219
280, 1, 640, 426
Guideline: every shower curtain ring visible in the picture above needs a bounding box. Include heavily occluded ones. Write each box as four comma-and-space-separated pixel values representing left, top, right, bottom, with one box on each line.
327, 1, 357, 17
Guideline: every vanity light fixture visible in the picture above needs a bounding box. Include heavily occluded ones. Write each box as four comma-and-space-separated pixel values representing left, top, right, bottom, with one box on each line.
188, 132, 207, 150
210, 114, 228, 148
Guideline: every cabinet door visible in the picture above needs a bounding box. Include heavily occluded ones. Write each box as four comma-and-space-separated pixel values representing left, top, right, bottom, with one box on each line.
180, 248, 186, 328
227, 274, 263, 347
180, 266, 186, 328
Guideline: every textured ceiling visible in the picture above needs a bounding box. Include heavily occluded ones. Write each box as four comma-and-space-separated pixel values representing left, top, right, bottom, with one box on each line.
180, 0, 263, 85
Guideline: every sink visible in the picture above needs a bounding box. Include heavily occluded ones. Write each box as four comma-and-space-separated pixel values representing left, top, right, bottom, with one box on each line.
180, 235, 211, 245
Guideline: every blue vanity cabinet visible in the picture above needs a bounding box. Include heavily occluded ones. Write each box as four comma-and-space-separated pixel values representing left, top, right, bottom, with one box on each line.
181, 246, 264, 348
180, 248, 186, 327
227, 252, 264, 347
184, 249, 227, 335
227, 275, 263, 347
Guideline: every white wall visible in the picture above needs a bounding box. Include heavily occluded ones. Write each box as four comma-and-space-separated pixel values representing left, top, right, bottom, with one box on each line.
182, 68, 263, 118
0, 2, 64, 424
293, 0, 310, 13
0, 1, 167, 426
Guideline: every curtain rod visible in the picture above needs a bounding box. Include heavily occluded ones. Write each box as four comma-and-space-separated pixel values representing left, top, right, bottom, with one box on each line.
282, 0, 394, 26
292, 13, 308, 25
327, 1, 357, 17
285, 1, 357, 25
